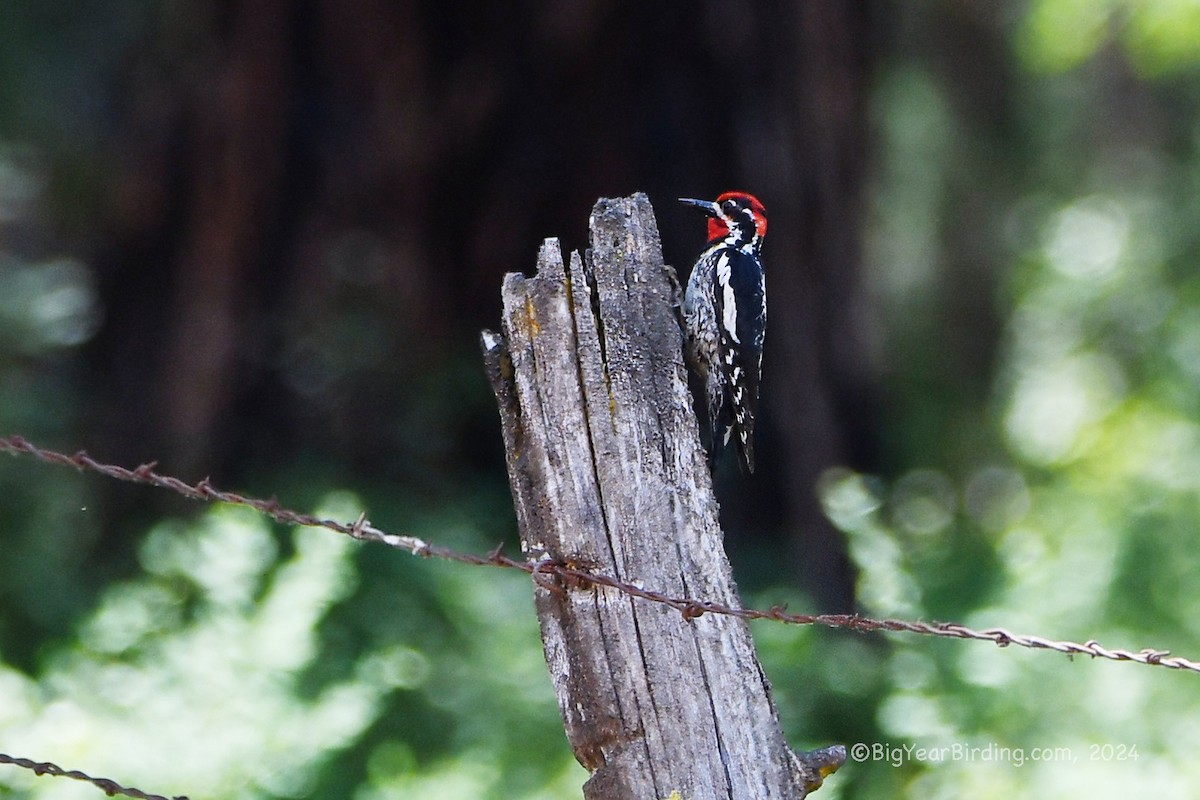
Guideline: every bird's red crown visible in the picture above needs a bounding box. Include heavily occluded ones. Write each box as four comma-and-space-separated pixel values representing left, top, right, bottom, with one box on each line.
706, 191, 768, 243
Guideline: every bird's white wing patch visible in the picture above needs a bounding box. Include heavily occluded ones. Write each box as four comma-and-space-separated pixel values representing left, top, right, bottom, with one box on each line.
716, 252, 740, 345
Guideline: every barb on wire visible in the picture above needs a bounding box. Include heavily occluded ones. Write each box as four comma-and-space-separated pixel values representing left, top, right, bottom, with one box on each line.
3, 434, 1199, 676
0, 752, 187, 800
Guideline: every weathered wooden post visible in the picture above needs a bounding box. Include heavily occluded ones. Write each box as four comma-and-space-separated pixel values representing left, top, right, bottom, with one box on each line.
482, 193, 843, 799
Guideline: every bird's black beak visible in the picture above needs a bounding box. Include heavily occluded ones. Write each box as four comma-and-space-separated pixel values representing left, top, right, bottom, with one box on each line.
679, 197, 721, 216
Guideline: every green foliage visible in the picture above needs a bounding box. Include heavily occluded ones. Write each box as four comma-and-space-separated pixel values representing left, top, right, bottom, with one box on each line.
0, 499, 582, 799
1019, 0, 1200, 75
781, 8, 1200, 793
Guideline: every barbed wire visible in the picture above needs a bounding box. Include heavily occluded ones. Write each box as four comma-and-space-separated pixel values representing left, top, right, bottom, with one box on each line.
0, 752, 187, 800
3, 434, 1199, 675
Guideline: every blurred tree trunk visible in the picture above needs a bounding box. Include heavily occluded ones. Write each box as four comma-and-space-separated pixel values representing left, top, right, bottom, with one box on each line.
781, 2, 876, 611
163, 0, 291, 471
713, 1, 875, 610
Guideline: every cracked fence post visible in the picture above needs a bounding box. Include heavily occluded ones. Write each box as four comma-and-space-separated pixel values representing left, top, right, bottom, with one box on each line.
481, 193, 843, 799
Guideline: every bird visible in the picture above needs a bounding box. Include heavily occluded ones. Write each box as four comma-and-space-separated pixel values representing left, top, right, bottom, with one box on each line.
679, 191, 768, 474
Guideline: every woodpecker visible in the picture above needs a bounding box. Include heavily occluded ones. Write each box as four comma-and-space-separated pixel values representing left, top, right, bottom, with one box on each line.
680, 191, 768, 474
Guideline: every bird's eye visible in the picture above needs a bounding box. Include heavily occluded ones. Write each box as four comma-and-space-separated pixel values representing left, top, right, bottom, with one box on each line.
722, 201, 738, 214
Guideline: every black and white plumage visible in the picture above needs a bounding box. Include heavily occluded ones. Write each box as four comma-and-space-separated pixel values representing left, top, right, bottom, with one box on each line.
680, 192, 767, 474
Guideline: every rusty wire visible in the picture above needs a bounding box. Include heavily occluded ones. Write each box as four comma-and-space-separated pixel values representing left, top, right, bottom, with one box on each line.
3, 434, 1199, 675
0, 752, 187, 800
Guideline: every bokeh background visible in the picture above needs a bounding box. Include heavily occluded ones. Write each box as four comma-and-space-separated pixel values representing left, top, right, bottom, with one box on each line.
4, 1, 1200, 797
